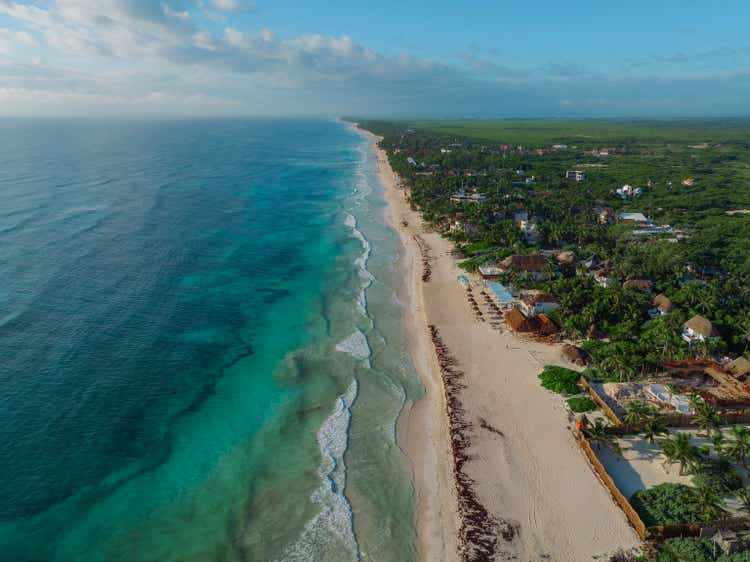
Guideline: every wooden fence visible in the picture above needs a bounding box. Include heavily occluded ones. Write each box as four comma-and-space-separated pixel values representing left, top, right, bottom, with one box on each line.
579, 377, 623, 427
576, 424, 750, 542
575, 429, 647, 539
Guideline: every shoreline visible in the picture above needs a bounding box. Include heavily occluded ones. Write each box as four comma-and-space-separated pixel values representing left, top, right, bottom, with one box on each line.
355, 123, 641, 561
365, 129, 461, 561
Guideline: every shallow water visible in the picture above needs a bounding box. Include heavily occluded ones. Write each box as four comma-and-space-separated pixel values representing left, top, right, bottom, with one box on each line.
0, 119, 421, 561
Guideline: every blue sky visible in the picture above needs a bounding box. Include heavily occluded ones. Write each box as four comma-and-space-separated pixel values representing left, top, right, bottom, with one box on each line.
0, 0, 748, 116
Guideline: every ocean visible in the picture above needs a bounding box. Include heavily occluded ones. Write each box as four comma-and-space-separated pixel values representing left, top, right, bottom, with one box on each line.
0, 118, 422, 561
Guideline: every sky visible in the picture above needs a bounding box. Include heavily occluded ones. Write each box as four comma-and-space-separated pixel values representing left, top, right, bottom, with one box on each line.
0, 0, 749, 117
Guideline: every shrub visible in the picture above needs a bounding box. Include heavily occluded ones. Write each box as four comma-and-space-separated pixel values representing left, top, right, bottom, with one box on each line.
692, 458, 743, 494
717, 552, 750, 562
630, 483, 701, 525
566, 396, 596, 413
539, 366, 581, 395
463, 241, 492, 255
656, 538, 715, 562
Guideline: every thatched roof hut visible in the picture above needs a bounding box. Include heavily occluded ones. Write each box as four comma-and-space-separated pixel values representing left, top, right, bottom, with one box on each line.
623, 278, 653, 292
505, 308, 535, 332
727, 357, 750, 379
684, 315, 720, 339
652, 293, 674, 314
562, 344, 588, 366
536, 313, 559, 336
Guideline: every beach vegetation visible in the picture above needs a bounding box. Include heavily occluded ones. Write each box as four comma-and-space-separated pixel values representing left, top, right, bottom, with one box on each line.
692, 457, 743, 495
692, 402, 723, 438
641, 418, 669, 444
659, 432, 703, 475
655, 538, 716, 562
566, 396, 596, 413
630, 483, 702, 525
721, 426, 750, 469
623, 401, 659, 428
584, 418, 622, 455
538, 366, 581, 395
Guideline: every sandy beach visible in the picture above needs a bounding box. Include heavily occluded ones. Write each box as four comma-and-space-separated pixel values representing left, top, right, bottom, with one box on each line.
359, 126, 641, 561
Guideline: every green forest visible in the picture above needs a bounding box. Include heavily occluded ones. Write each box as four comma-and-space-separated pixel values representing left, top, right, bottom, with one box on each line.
353, 118, 750, 373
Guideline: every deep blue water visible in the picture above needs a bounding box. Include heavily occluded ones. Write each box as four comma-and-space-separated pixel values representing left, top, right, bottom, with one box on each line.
0, 119, 418, 561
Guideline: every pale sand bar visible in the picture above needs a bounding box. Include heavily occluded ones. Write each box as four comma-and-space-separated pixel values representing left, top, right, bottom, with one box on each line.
358, 125, 641, 561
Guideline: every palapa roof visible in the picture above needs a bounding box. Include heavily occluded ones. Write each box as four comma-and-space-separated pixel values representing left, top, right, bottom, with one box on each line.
536, 313, 559, 336
623, 278, 653, 291
652, 293, 674, 313
562, 344, 587, 366
556, 251, 576, 265
505, 308, 536, 332
499, 254, 548, 273
727, 357, 750, 378
683, 315, 720, 338
523, 292, 558, 305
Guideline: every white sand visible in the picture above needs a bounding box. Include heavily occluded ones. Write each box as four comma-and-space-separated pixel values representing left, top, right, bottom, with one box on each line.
358, 125, 641, 561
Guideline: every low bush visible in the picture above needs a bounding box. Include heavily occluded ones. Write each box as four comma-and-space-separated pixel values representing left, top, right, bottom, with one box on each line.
656, 538, 715, 562
566, 396, 596, 413
462, 241, 492, 255
692, 458, 743, 494
630, 483, 701, 526
539, 366, 581, 395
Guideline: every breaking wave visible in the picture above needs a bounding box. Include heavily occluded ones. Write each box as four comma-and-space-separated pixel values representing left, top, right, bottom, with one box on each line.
276, 380, 360, 562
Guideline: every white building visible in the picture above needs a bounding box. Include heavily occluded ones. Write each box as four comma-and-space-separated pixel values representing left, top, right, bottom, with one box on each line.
519, 293, 559, 317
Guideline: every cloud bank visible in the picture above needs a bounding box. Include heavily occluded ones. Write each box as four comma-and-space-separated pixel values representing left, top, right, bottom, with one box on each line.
0, 0, 747, 117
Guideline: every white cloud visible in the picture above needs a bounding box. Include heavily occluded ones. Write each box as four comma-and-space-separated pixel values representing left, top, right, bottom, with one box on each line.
0, 28, 37, 54
0, 0, 746, 116
211, 0, 255, 13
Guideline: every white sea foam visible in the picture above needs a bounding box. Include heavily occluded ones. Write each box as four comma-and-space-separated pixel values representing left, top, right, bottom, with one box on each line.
276, 380, 360, 562
335, 330, 372, 368
344, 212, 374, 315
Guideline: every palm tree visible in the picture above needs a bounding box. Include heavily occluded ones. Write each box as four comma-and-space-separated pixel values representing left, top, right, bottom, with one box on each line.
736, 487, 750, 520
585, 419, 622, 456
692, 485, 728, 524
659, 433, 701, 475
623, 401, 655, 428
641, 418, 669, 444
722, 425, 750, 469
692, 403, 722, 438
712, 428, 725, 452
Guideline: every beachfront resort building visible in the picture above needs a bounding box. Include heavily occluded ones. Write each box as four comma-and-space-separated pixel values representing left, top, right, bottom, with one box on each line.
682, 315, 720, 347
618, 212, 650, 224
449, 220, 479, 237
596, 206, 616, 224
478, 265, 502, 280
623, 278, 653, 293
498, 254, 551, 280
450, 191, 487, 204
616, 184, 643, 200
648, 294, 674, 319
566, 170, 586, 182
519, 293, 558, 317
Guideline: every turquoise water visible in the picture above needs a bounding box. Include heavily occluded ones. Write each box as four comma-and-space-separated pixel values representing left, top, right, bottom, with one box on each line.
0, 119, 421, 561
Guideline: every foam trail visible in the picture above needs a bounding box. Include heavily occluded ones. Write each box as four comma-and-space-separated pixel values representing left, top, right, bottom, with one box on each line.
276, 380, 360, 562
335, 330, 372, 368
344, 212, 374, 316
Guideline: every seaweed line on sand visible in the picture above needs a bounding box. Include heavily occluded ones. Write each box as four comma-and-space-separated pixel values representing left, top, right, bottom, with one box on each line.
428, 324, 520, 561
